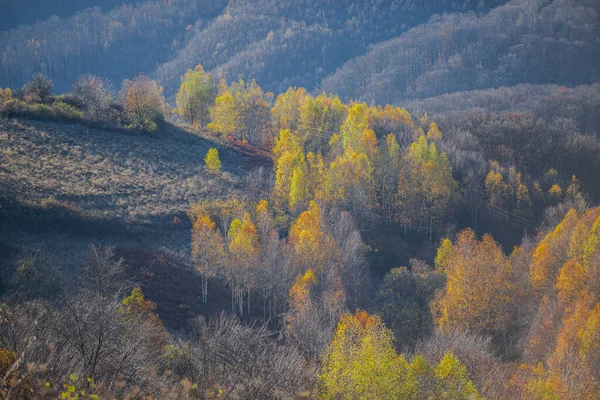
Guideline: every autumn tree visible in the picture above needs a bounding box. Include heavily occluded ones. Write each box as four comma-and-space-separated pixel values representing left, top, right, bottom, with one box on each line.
397, 134, 457, 241
286, 269, 322, 355
317, 310, 419, 399
529, 209, 579, 292
340, 103, 372, 154
289, 163, 310, 213
368, 105, 414, 144
433, 229, 514, 342
175, 65, 215, 126
288, 201, 325, 271
120, 74, 165, 132
208, 79, 272, 146
207, 81, 238, 137
298, 93, 346, 153
485, 162, 533, 217
191, 213, 225, 303
319, 151, 374, 223
434, 352, 483, 400
227, 213, 260, 316
272, 129, 307, 210
271, 86, 308, 133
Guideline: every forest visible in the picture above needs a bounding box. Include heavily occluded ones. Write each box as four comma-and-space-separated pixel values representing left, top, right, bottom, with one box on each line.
1, 0, 600, 399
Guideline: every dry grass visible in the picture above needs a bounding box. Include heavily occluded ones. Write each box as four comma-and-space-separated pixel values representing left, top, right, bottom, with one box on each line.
0, 117, 267, 267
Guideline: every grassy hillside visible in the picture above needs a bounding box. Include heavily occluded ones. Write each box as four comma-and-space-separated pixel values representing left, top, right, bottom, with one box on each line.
0, 118, 265, 273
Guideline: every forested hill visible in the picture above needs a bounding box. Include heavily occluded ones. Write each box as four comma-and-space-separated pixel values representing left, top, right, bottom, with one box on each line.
321, 0, 600, 104
0, 0, 508, 95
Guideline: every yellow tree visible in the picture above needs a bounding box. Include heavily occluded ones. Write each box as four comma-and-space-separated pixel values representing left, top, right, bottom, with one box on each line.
207, 87, 238, 137
426, 122, 442, 141
397, 135, 457, 242
191, 213, 225, 303
434, 353, 482, 400
340, 103, 370, 153
227, 213, 260, 316
289, 201, 325, 272
434, 238, 454, 272
289, 164, 310, 213
433, 229, 514, 338
174, 65, 214, 126
272, 129, 306, 210
317, 310, 419, 400
368, 104, 414, 138
530, 209, 579, 292
547, 290, 598, 399
272, 87, 308, 133
208, 79, 272, 146
299, 93, 346, 153
319, 151, 374, 222
204, 147, 221, 173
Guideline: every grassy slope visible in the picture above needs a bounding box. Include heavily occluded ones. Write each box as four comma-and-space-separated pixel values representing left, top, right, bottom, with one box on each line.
0, 118, 267, 325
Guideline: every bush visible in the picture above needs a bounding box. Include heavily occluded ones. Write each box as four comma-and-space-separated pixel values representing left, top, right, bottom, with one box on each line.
0, 98, 83, 122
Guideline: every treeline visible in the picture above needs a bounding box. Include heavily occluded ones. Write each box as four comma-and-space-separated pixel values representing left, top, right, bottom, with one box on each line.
0, 73, 168, 132
321, 0, 600, 104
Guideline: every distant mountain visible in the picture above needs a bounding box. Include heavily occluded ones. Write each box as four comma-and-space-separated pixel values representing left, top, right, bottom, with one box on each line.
321, 0, 600, 104
0, 0, 507, 95
154, 0, 508, 96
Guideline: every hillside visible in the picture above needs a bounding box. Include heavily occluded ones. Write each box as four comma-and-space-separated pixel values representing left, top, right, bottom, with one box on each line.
0, 0, 508, 95
0, 118, 264, 271
321, 0, 600, 103
2, 1, 600, 398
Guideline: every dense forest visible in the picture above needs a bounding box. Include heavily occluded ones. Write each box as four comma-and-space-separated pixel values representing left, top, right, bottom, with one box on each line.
1, 0, 600, 398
